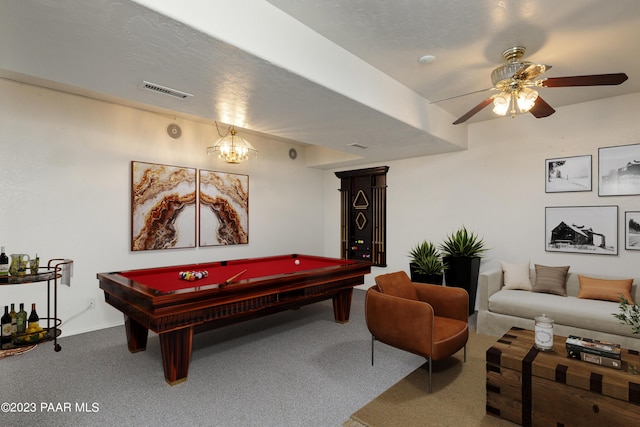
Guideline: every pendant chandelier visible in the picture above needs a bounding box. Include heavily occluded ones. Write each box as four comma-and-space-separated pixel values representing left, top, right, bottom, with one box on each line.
207, 123, 257, 164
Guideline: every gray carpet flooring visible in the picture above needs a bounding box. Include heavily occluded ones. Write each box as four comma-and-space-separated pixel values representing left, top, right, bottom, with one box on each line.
0, 289, 466, 427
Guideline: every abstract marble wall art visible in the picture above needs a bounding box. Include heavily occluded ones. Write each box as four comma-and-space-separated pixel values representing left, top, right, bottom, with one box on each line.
131, 161, 197, 251
199, 170, 248, 246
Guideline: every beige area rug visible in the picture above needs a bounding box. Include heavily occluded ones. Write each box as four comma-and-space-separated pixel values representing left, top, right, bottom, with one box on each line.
344, 332, 518, 427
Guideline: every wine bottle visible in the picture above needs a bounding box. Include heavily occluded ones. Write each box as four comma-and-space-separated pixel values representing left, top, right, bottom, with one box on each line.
16, 303, 27, 335
28, 303, 40, 331
1, 306, 12, 344
9, 303, 17, 337
0, 246, 8, 276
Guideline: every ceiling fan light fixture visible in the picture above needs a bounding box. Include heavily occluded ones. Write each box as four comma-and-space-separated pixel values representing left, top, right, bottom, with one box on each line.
445, 45, 628, 125
492, 92, 511, 116
516, 88, 538, 113
207, 125, 257, 164
491, 62, 525, 86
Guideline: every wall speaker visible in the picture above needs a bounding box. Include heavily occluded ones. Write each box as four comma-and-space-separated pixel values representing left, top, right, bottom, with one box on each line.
167, 124, 182, 139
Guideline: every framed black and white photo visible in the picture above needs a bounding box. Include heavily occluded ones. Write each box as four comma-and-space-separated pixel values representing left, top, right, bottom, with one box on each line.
625, 211, 640, 251
545, 206, 618, 255
598, 143, 640, 196
545, 155, 592, 193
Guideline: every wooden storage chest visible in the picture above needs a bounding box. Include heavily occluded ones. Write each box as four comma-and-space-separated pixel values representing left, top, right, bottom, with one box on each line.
486, 327, 640, 426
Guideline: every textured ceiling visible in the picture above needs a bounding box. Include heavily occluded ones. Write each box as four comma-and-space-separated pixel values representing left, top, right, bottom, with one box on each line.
2, 0, 639, 168
267, 0, 640, 122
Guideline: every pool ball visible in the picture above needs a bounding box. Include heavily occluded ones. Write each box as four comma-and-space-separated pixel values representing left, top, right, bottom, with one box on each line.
294, 259, 300, 265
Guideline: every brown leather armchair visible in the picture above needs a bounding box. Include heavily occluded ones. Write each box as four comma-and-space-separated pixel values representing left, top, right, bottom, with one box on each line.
365, 271, 469, 392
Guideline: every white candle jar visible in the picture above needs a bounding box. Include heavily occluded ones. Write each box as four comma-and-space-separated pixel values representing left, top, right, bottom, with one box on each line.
534, 314, 554, 351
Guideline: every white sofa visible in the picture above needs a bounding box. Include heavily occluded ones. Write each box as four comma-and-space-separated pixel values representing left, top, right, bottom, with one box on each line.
477, 267, 640, 351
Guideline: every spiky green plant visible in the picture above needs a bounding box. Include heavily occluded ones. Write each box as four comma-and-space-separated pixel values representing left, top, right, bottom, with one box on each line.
439, 226, 488, 258
613, 296, 640, 334
409, 240, 438, 261
414, 254, 447, 275
408, 241, 446, 274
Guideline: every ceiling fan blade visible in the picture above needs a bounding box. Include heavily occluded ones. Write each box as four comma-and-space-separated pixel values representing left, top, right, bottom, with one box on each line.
452, 97, 494, 125
529, 96, 555, 118
430, 87, 494, 103
541, 73, 628, 87
515, 63, 551, 81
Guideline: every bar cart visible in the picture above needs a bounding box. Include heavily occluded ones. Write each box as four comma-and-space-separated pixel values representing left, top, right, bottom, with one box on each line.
1, 258, 73, 352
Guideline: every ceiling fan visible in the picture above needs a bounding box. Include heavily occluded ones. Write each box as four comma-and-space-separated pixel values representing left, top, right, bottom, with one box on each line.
435, 46, 628, 125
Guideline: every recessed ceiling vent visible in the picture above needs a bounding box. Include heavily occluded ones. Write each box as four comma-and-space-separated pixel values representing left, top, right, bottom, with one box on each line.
141, 81, 193, 99
348, 143, 368, 150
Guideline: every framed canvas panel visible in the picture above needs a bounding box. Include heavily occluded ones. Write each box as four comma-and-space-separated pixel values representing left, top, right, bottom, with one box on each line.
545, 155, 592, 193
545, 206, 618, 255
131, 161, 197, 251
598, 143, 640, 196
625, 211, 640, 251
199, 170, 249, 246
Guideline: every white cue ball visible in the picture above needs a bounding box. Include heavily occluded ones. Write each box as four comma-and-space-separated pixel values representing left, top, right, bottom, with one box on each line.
295, 259, 300, 265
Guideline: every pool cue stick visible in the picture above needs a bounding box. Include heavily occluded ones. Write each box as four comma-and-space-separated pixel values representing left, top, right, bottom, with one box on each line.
219, 269, 247, 288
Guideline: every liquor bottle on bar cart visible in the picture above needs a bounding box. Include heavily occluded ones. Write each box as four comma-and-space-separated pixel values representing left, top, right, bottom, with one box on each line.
1, 306, 12, 344
16, 303, 27, 335
9, 303, 17, 337
0, 246, 9, 276
28, 303, 40, 330
25, 303, 45, 341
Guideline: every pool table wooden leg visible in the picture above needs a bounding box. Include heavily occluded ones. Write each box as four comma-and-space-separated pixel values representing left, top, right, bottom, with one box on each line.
159, 327, 193, 385
124, 315, 148, 353
333, 288, 353, 323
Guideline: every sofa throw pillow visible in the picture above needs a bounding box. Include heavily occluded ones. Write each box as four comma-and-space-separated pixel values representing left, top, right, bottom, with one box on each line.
375, 271, 418, 301
501, 261, 532, 291
533, 264, 570, 296
577, 275, 634, 304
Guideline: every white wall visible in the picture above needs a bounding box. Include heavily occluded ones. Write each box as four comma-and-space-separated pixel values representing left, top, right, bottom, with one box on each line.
325, 93, 640, 291
3, 77, 638, 338
0, 79, 324, 336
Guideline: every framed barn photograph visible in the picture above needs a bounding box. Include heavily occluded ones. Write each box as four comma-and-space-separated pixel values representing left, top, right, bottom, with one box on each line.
199, 170, 249, 246
131, 161, 197, 251
545, 155, 592, 193
625, 211, 640, 251
598, 143, 640, 196
545, 206, 618, 255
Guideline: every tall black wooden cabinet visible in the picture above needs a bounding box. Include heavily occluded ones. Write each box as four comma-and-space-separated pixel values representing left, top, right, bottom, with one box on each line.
335, 166, 388, 267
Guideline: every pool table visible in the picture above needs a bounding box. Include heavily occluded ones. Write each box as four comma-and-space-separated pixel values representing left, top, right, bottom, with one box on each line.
97, 254, 370, 385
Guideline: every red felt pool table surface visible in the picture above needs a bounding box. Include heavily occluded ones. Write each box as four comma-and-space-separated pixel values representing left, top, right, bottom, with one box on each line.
97, 254, 370, 385
120, 254, 345, 293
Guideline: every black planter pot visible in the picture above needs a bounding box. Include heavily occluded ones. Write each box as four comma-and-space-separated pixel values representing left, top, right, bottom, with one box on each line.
409, 263, 443, 285
443, 256, 481, 315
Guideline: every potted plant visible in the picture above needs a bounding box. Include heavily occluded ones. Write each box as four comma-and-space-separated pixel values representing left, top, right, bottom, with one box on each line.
408, 241, 446, 285
613, 296, 640, 373
613, 297, 640, 334
440, 226, 488, 315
